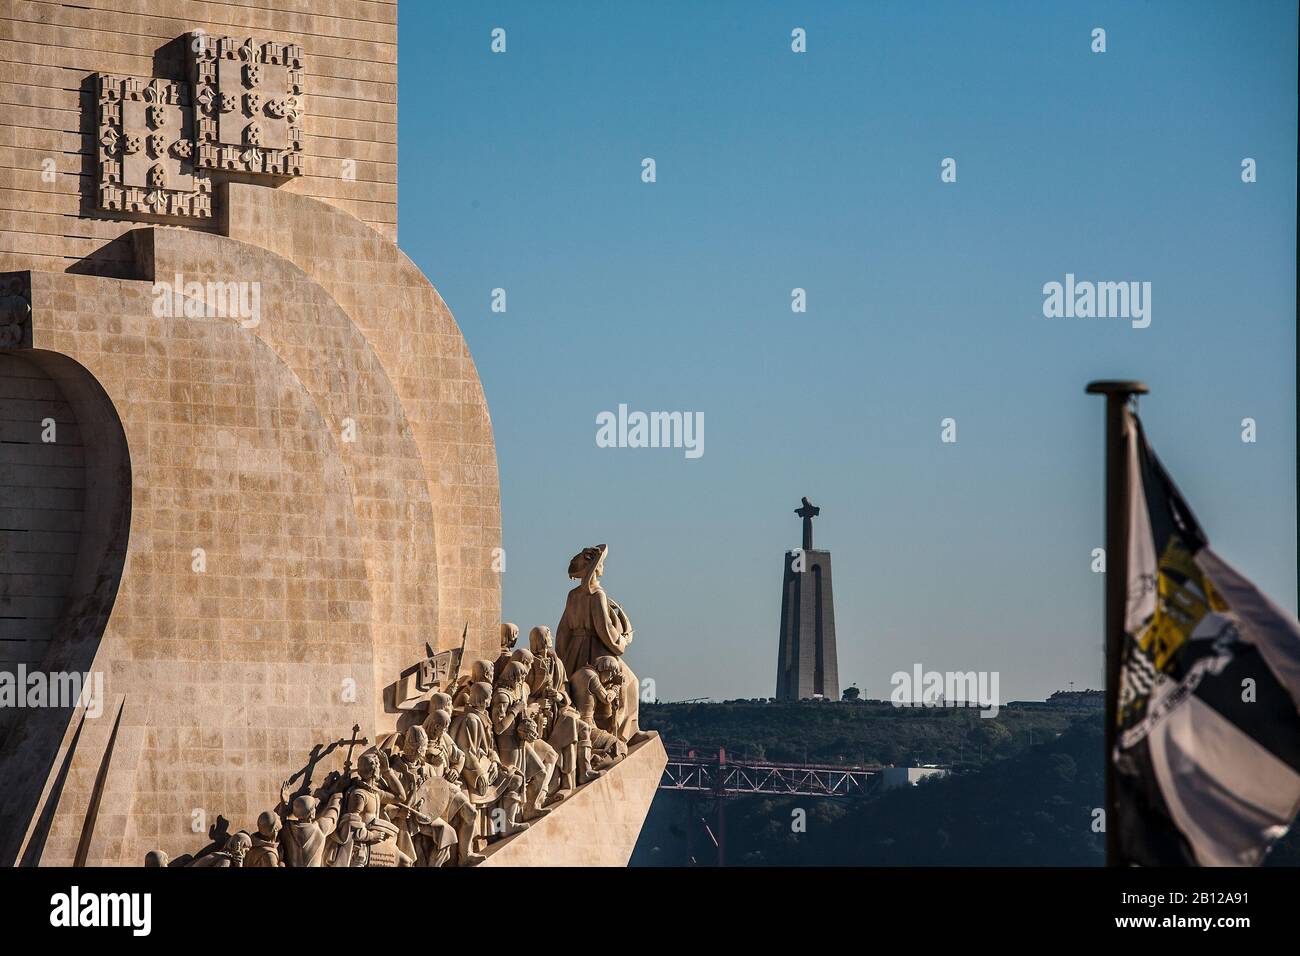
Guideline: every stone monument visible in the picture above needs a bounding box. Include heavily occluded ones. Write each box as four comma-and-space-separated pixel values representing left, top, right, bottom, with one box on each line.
0, 0, 664, 867
775, 497, 841, 701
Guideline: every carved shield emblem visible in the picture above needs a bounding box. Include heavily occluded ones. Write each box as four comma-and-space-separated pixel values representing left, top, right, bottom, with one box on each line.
189, 33, 303, 177
407, 773, 458, 826
95, 72, 210, 219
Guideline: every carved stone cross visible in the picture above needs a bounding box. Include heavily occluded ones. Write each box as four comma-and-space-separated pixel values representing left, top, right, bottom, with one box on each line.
795, 496, 820, 551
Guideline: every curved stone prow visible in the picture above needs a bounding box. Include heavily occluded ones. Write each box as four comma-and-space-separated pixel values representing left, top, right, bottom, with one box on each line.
478, 734, 666, 867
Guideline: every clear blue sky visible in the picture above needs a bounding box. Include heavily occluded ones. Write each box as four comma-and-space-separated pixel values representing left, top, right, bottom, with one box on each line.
397, 1, 1298, 702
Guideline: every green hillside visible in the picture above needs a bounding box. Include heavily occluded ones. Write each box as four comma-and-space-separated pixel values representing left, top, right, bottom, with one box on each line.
642, 698, 1097, 768
635, 715, 1107, 866
635, 702, 1300, 866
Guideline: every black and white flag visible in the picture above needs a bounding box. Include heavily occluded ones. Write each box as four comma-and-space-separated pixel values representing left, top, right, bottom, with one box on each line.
1114, 411, 1300, 865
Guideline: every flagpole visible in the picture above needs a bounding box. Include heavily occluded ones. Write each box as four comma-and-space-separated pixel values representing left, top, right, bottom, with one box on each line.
1086, 379, 1148, 867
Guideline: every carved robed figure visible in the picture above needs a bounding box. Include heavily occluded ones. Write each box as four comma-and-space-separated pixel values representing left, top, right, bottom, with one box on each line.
556, 545, 651, 745
149, 543, 659, 868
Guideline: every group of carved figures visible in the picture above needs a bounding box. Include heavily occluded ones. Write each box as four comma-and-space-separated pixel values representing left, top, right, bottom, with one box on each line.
147, 545, 652, 868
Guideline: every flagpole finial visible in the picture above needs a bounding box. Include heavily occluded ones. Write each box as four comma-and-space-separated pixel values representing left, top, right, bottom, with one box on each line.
1085, 380, 1149, 396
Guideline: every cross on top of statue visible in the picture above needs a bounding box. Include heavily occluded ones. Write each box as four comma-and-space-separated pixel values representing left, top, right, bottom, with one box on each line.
795, 496, 820, 551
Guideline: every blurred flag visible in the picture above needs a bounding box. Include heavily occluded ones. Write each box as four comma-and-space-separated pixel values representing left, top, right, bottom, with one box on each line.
1113, 410, 1300, 865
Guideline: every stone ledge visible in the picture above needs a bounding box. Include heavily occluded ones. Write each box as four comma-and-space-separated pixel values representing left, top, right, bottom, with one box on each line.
478, 734, 667, 867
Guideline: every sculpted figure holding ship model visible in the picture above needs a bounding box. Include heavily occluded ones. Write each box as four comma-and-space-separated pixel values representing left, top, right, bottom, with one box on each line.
556, 545, 652, 745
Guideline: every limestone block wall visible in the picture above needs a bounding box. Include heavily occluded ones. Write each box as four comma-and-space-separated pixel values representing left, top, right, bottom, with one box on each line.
1, 0, 398, 277
0, 0, 515, 868
138, 226, 440, 716
222, 184, 503, 667
3, 267, 379, 866
0, 190, 502, 865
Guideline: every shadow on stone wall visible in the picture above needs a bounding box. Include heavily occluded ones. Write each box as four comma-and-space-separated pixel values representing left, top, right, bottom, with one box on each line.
0, 349, 131, 865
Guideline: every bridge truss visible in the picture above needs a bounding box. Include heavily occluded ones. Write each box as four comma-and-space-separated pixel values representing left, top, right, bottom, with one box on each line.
660, 747, 881, 798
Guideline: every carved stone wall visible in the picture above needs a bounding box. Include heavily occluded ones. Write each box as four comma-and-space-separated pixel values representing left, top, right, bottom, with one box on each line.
190, 33, 304, 177
0, 193, 502, 865
220, 184, 504, 672
0, 0, 398, 276
96, 74, 211, 219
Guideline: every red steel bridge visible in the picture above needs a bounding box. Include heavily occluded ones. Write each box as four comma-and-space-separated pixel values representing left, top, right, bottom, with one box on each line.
660, 745, 882, 798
